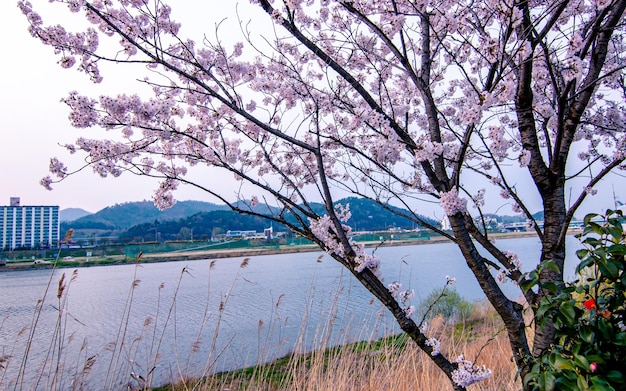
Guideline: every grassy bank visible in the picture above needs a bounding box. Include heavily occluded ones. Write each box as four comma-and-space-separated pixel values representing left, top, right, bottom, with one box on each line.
154, 301, 522, 391
1, 252, 526, 390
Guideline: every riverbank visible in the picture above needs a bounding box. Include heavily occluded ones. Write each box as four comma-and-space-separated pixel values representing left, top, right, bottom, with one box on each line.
152, 300, 520, 391
0, 231, 541, 272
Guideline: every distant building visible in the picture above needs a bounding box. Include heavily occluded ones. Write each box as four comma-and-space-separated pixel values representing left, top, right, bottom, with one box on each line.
218, 227, 276, 241
224, 230, 259, 239
0, 197, 60, 250
441, 216, 451, 231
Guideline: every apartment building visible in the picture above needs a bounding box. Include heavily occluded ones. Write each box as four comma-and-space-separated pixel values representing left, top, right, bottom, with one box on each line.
0, 197, 60, 250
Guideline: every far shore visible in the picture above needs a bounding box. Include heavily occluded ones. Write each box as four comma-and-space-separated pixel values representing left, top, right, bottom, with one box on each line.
0, 231, 547, 273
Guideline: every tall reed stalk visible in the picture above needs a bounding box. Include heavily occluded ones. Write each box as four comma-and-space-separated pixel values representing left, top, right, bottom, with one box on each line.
4, 253, 523, 390
13, 229, 74, 391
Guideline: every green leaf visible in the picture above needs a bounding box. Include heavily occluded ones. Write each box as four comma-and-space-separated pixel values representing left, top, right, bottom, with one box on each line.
550, 355, 575, 371
521, 278, 537, 293
598, 257, 619, 279
558, 301, 577, 327
606, 370, 625, 383
541, 260, 561, 273
573, 354, 590, 371
540, 372, 557, 391
542, 281, 559, 294
584, 237, 603, 247
576, 257, 594, 273
597, 318, 613, 338
607, 243, 626, 257
585, 355, 605, 365
577, 373, 590, 391
589, 377, 610, 387
579, 325, 595, 343
613, 332, 626, 346
607, 226, 623, 242
536, 302, 553, 320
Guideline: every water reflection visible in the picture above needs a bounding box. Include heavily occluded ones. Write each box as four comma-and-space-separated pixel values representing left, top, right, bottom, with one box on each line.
0, 236, 579, 389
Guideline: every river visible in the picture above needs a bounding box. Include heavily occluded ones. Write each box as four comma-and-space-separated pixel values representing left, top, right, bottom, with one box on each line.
0, 236, 581, 390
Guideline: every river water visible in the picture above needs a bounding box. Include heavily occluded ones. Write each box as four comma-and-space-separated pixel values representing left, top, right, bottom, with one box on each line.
0, 236, 581, 389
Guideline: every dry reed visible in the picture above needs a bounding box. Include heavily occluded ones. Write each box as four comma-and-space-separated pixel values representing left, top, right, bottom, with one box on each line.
185, 301, 522, 391
2, 253, 527, 391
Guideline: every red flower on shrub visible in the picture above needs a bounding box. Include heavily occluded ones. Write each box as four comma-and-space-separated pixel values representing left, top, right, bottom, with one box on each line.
583, 299, 596, 310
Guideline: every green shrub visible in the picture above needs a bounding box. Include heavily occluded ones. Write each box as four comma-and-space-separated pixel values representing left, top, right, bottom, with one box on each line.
419, 287, 474, 323
524, 210, 626, 391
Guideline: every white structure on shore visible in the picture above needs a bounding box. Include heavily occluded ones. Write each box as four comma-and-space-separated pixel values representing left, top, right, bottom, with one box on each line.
0, 197, 60, 250
441, 216, 451, 231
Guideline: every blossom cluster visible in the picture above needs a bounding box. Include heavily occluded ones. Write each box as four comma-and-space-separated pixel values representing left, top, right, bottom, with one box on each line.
451, 355, 492, 387
425, 337, 441, 356
439, 188, 467, 216
518, 149, 531, 167
414, 140, 444, 162
497, 250, 522, 283
387, 281, 416, 318
153, 178, 178, 210
309, 205, 380, 274
487, 126, 510, 161
18, 1, 102, 82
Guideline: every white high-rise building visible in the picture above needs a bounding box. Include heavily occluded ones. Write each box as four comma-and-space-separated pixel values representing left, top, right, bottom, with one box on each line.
0, 197, 60, 250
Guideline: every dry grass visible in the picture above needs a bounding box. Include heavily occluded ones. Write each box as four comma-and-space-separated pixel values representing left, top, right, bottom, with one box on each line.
3, 251, 526, 391
165, 302, 522, 391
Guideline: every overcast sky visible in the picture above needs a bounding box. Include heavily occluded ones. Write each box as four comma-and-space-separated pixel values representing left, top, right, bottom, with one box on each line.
0, 1, 240, 212
0, 1, 623, 217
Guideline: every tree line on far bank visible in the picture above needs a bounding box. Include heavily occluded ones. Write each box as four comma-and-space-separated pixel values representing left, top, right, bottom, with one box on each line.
61, 197, 444, 244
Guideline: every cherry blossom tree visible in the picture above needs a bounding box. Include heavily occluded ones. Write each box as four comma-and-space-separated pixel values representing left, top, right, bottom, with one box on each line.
19, 0, 626, 388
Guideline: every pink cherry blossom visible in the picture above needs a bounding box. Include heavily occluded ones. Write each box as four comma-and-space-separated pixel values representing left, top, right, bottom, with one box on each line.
440, 188, 468, 216
452, 355, 492, 387
425, 337, 441, 356
20, 0, 626, 387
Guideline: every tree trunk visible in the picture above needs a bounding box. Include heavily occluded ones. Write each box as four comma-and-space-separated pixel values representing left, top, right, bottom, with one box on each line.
339, 258, 466, 390
448, 214, 532, 379
531, 183, 567, 357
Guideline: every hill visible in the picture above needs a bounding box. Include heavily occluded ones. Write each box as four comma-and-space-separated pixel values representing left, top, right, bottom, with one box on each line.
119, 209, 282, 242
118, 197, 440, 242
336, 197, 438, 231
62, 200, 228, 231
59, 208, 92, 222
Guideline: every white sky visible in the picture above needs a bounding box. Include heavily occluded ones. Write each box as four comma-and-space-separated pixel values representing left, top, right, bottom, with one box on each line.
0, 1, 623, 216
0, 1, 241, 212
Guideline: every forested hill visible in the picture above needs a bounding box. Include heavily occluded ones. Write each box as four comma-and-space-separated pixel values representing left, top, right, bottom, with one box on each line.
119, 210, 278, 242
61, 200, 228, 231
117, 197, 440, 242
330, 197, 439, 231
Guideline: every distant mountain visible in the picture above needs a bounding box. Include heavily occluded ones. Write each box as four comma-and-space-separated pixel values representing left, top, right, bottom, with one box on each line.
65, 197, 535, 243
119, 209, 282, 241
118, 197, 440, 242
62, 200, 229, 231
60, 208, 92, 222
336, 197, 439, 231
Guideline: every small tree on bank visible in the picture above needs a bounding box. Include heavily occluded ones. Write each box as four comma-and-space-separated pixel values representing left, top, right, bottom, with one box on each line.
19, 0, 626, 389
